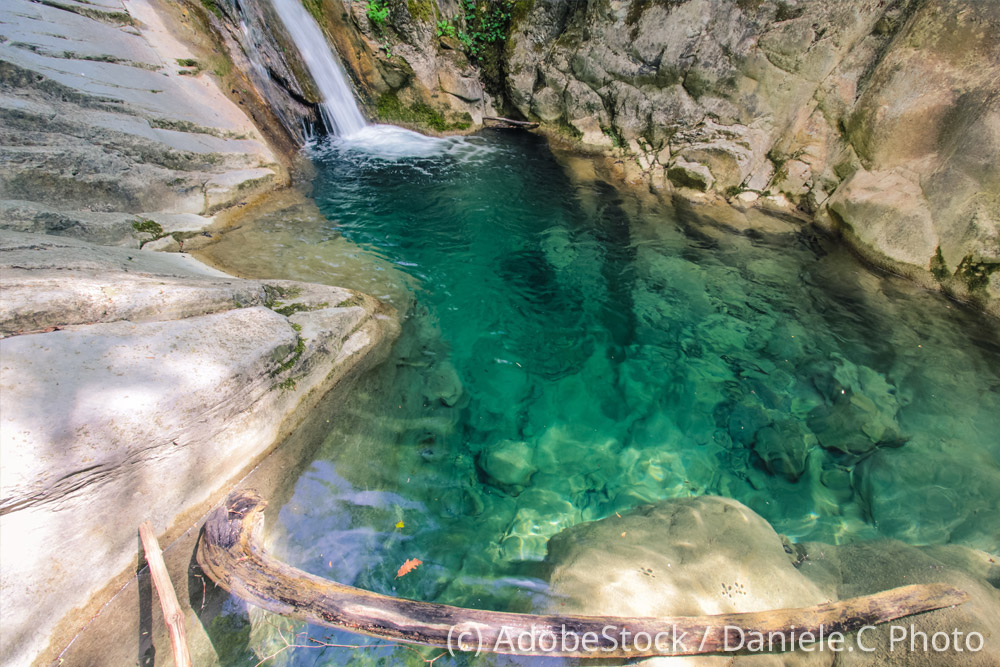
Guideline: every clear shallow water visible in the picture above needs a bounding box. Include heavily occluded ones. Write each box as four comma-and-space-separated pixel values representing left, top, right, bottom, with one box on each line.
198, 130, 1000, 665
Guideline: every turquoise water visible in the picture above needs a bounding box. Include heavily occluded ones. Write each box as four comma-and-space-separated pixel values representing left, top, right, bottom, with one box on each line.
199, 129, 1000, 665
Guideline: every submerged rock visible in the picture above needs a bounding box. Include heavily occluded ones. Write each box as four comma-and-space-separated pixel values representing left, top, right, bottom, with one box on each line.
753, 419, 815, 481
546, 496, 1000, 663
479, 439, 536, 487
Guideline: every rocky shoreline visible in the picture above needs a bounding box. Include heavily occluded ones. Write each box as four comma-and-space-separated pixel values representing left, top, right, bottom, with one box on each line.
0, 0, 399, 662
301, 0, 998, 319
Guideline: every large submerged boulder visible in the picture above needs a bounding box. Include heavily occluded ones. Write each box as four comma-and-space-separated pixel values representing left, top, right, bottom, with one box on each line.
0, 231, 399, 666
546, 496, 1000, 664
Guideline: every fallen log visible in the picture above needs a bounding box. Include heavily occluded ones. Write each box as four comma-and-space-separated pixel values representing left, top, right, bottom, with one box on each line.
197, 491, 968, 658
139, 521, 193, 667
483, 116, 540, 129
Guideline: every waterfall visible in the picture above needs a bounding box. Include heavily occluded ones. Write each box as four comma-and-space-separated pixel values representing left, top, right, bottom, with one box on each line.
269, 0, 367, 136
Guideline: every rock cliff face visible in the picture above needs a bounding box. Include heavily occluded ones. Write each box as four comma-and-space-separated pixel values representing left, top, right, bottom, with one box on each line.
502, 0, 999, 315
313, 0, 499, 131
206, 0, 497, 136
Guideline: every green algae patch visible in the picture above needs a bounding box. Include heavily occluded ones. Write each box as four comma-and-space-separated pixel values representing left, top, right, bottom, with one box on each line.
375, 92, 470, 132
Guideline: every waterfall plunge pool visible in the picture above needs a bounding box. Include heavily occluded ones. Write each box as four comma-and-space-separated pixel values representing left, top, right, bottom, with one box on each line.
195, 128, 1000, 665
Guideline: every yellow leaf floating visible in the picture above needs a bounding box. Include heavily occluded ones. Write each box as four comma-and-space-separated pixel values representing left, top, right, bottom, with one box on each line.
395, 520, 404, 529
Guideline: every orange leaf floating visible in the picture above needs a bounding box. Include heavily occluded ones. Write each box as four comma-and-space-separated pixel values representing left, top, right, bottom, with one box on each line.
395, 558, 422, 578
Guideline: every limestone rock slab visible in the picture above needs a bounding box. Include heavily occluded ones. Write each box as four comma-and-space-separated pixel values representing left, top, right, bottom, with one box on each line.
0, 231, 399, 666
827, 169, 938, 269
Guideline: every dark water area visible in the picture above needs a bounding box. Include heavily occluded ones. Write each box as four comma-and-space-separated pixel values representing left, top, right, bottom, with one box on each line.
197, 128, 1000, 665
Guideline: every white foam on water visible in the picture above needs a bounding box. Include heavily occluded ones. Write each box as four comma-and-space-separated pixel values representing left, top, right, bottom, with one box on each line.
314, 124, 496, 164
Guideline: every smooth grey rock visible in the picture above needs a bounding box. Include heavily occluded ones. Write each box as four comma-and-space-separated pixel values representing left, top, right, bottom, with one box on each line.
203, 167, 279, 213
545, 497, 831, 647
140, 234, 181, 252
0, 0, 286, 244
795, 540, 1000, 661
0, 199, 142, 247
668, 158, 715, 191
0, 231, 399, 666
479, 439, 536, 487
546, 497, 1000, 663
827, 169, 938, 269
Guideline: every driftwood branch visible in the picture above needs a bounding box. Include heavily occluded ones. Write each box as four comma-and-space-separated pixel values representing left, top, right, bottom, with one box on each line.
197, 491, 968, 658
483, 116, 539, 129
139, 521, 193, 667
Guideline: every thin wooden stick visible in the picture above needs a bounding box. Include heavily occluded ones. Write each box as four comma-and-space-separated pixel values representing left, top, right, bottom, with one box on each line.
197, 491, 969, 658
139, 521, 193, 667
483, 116, 539, 129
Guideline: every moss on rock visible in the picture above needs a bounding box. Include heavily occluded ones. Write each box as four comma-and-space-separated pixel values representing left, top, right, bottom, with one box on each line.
375, 92, 470, 132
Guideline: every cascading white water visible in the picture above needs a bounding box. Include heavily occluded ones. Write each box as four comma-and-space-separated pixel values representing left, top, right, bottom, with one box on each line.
269, 0, 366, 136
266, 0, 490, 157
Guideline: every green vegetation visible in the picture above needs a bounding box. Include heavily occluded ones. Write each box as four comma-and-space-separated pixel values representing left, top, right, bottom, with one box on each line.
451, 0, 520, 96
270, 333, 306, 377
457, 0, 515, 58
131, 219, 181, 249
262, 284, 302, 309
302, 0, 324, 22
131, 219, 164, 237
276, 377, 299, 391
407, 0, 433, 21
602, 125, 625, 149
376, 92, 471, 132
272, 301, 329, 317
436, 19, 456, 38
956, 257, 999, 292
336, 295, 366, 308
200, 0, 223, 18
176, 58, 203, 76
365, 0, 390, 29
930, 247, 950, 282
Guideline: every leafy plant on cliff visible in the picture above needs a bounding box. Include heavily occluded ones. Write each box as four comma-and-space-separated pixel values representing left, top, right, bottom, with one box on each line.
436, 19, 456, 37
457, 0, 515, 58
365, 0, 390, 29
